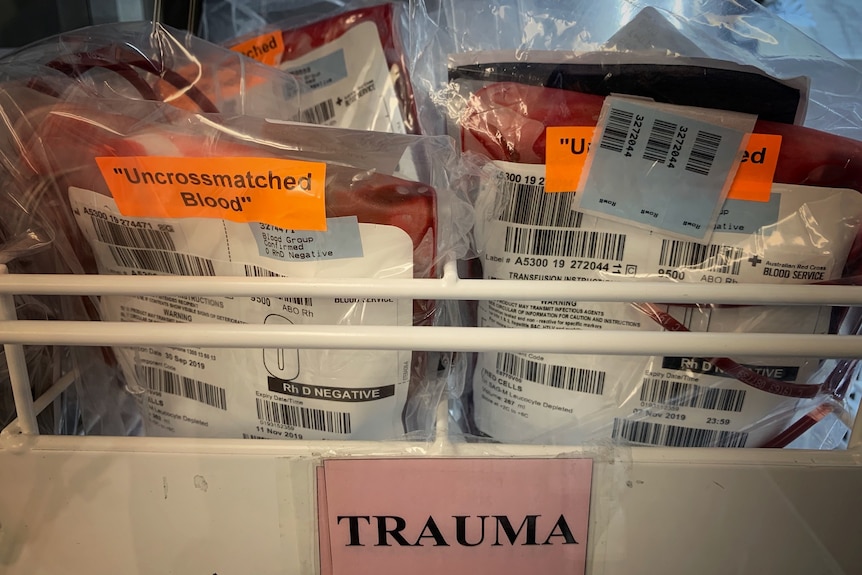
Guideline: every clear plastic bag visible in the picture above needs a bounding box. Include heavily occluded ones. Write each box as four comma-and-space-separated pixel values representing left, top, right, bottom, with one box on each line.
0, 17, 474, 441
200, 0, 346, 44
0, 21, 303, 437
436, 0, 862, 137
0, 189, 141, 438
2, 87, 473, 439
0, 20, 302, 120
434, 0, 862, 447
215, 1, 424, 133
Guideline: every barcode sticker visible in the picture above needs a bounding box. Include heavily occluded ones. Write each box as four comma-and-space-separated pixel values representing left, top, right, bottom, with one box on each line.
256, 397, 352, 434
658, 240, 743, 276
270, 20, 406, 134
495, 177, 583, 228
504, 226, 626, 260
108, 245, 216, 276
640, 378, 746, 412
89, 203, 216, 276
598, 108, 634, 154
294, 99, 336, 125
244, 264, 281, 277
242, 265, 313, 306
573, 96, 755, 242
685, 130, 723, 176
497, 353, 605, 395
642, 119, 677, 164
612, 418, 749, 447
92, 216, 176, 251
138, 365, 227, 410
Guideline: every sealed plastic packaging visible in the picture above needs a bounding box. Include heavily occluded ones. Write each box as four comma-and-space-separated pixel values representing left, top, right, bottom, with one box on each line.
220, 1, 422, 133
0, 21, 303, 120
0, 22, 309, 437
4, 85, 471, 440
0, 67, 149, 438
435, 0, 862, 447
436, 0, 862, 138
200, 0, 341, 44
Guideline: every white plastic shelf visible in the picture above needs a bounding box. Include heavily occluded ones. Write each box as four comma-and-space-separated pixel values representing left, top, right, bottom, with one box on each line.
1, 264, 861, 574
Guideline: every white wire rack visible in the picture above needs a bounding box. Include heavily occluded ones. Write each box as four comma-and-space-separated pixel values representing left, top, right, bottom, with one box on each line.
1, 261, 862, 574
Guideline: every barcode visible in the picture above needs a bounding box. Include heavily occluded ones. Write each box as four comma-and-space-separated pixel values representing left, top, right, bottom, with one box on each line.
504, 226, 626, 260
685, 130, 722, 176
92, 217, 175, 251
297, 99, 335, 124
244, 264, 282, 277
612, 418, 749, 447
599, 108, 634, 153
138, 365, 227, 410
642, 119, 677, 164
496, 353, 605, 395
243, 265, 312, 306
658, 240, 742, 275
255, 398, 351, 434
495, 180, 583, 228
242, 433, 270, 440
108, 246, 216, 276
640, 378, 746, 412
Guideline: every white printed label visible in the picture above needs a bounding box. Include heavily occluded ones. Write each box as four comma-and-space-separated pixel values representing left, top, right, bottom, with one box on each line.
70, 187, 414, 440
473, 160, 862, 446
573, 97, 755, 242
281, 21, 406, 134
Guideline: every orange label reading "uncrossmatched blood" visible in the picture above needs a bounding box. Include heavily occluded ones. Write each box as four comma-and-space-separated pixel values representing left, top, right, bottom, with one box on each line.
230, 31, 286, 66
96, 156, 327, 231
545, 128, 782, 202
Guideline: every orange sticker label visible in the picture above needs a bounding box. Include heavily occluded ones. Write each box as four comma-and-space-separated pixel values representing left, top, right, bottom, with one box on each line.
726, 133, 782, 202
544, 126, 595, 193
230, 32, 285, 66
546, 128, 781, 203
96, 156, 327, 231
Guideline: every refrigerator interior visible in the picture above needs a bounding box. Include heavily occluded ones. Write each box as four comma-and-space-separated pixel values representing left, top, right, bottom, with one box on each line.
1, 1, 862, 574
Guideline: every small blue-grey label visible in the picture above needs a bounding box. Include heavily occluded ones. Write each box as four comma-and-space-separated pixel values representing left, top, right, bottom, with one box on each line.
715, 193, 780, 234
575, 97, 752, 241
251, 216, 363, 262
286, 49, 348, 91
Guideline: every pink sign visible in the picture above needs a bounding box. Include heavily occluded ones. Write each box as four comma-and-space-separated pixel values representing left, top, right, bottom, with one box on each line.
317, 458, 593, 575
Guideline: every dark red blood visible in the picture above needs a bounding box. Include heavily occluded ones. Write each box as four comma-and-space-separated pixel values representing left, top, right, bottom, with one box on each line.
461, 83, 605, 164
